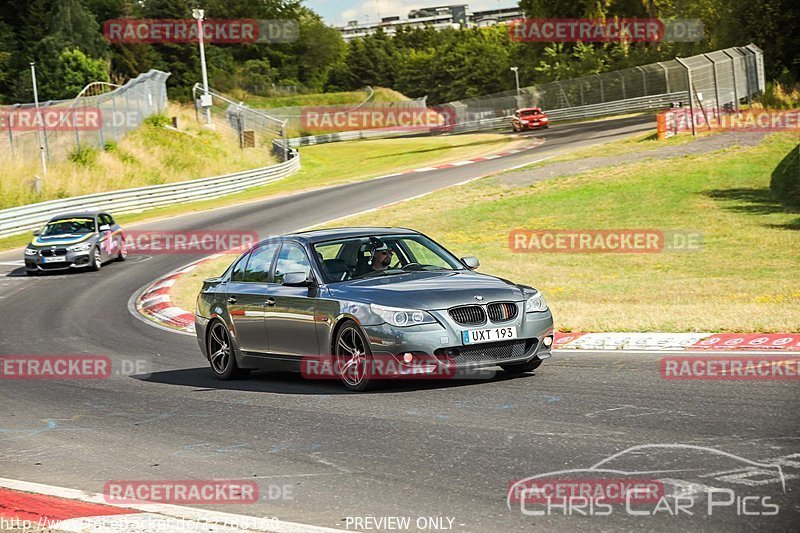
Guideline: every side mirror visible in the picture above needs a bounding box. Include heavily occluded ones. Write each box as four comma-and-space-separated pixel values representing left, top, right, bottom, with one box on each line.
461, 256, 480, 270
32, 229, 40, 236
99, 224, 110, 232
283, 272, 314, 287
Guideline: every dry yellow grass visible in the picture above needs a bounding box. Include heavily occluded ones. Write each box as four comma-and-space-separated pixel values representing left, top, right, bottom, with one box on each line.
0, 104, 276, 210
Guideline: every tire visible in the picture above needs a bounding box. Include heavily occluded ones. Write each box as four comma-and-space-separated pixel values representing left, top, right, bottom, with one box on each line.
333, 320, 376, 392
116, 237, 127, 261
207, 320, 250, 380
88, 247, 102, 271
501, 357, 543, 374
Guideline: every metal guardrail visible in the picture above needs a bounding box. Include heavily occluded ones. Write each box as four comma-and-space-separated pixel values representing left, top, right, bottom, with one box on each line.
0, 156, 300, 239
283, 91, 689, 145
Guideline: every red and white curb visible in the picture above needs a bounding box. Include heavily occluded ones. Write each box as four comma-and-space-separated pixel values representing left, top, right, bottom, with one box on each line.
0, 477, 342, 532
136, 264, 800, 355
134, 255, 228, 334
554, 332, 800, 354
381, 140, 545, 177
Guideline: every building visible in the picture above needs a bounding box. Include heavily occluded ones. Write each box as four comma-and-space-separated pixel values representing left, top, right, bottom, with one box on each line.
336, 4, 523, 42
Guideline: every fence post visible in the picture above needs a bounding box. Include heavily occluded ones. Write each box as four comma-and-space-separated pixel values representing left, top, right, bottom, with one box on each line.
722, 50, 740, 113
703, 54, 722, 122
657, 62, 670, 93
6, 104, 15, 158
675, 57, 696, 136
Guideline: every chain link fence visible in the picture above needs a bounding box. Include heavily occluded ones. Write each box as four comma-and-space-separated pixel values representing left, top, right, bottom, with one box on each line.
447, 44, 764, 129
1, 70, 170, 165
192, 84, 292, 161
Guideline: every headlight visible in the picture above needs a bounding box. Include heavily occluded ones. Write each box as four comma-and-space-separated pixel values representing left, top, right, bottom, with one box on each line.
525, 292, 548, 313
68, 243, 92, 252
370, 304, 436, 327
24, 248, 39, 256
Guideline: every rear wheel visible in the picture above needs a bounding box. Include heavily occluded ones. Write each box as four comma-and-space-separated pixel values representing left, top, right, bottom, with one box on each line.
207, 320, 250, 380
116, 237, 127, 261
334, 321, 376, 392
501, 357, 542, 374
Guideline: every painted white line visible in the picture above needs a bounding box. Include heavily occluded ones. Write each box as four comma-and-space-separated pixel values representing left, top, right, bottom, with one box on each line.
0, 261, 23, 266
0, 477, 343, 533
449, 160, 475, 166
481, 154, 502, 159
505, 156, 554, 171
413, 166, 439, 173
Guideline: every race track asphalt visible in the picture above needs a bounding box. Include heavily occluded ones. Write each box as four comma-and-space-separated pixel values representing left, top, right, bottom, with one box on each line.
1, 115, 797, 532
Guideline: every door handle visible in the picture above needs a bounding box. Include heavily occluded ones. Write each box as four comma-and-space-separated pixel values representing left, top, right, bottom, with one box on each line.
265, 297, 276, 306
227, 295, 237, 304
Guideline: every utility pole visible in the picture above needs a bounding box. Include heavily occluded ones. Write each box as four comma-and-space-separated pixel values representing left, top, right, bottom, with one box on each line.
30, 62, 47, 183
510, 66, 520, 98
193, 9, 212, 126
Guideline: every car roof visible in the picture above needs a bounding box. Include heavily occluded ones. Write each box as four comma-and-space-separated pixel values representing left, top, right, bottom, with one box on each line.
517, 107, 543, 112
47, 212, 103, 221
283, 227, 420, 244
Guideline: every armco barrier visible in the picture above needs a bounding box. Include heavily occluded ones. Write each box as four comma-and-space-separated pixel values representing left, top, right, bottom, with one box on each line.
0, 155, 300, 239
281, 91, 689, 148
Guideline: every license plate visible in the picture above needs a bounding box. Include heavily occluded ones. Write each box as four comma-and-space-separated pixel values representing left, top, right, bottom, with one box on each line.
462, 326, 517, 345
43, 256, 67, 263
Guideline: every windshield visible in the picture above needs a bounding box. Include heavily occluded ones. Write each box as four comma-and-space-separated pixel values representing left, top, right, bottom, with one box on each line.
313, 234, 464, 282
520, 109, 542, 117
40, 218, 96, 236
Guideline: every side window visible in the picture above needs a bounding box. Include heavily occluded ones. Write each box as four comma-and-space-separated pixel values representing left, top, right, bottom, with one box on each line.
274, 243, 311, 284
241, 243, 279, 283
230, 252, 250, 282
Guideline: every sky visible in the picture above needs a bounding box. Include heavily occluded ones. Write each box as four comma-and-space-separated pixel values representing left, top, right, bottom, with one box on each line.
304, 0, 517, 26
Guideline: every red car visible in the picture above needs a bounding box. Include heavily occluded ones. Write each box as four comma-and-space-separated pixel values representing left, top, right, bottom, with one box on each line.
512, 107, 549, 131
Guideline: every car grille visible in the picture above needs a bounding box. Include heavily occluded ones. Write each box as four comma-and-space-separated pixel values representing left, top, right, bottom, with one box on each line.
40, 248, 67, 257
435, 339, 536, 366
487, 302, 518, 323
448, 305, 486, 326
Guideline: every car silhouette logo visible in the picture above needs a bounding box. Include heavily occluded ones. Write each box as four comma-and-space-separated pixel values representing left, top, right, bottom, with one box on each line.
474, 295, 484, 301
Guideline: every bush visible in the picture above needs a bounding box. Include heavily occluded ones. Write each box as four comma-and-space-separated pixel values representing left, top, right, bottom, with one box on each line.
770, 144, 800, 208
757, 82, 800, 110
144, 114, 171, 128
68, 145, 98, 166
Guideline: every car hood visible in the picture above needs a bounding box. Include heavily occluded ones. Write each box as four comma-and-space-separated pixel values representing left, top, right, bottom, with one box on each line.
30, 233, 96, 247
326, 270, 529, 310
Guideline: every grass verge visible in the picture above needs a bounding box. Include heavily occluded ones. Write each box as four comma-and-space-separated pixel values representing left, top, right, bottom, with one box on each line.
318, 132, 800, 333
1, 104, 276, 210
230, 87, 409, 109
0, 132, 519, 252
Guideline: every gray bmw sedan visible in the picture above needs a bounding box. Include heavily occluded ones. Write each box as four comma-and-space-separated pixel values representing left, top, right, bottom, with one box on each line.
195, 227, 554, 391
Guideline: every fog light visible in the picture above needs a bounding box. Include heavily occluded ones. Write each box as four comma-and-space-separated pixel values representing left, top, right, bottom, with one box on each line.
403, 353, 413, 363
543, 336, 553, 348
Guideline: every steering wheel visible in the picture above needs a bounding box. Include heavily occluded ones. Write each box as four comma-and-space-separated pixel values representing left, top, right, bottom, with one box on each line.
400, 262, 422, 270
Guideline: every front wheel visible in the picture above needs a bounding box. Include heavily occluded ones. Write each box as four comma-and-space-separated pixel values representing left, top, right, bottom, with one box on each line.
501, 357, 542, 374
334, 321, 376, 392
207, 320, 250, 380
88, 247, 102, 271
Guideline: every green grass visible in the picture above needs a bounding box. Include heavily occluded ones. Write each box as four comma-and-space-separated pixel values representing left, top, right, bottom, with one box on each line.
320, 132, 800, 333
0, 132, 519, 253
233, 87, 409, 109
